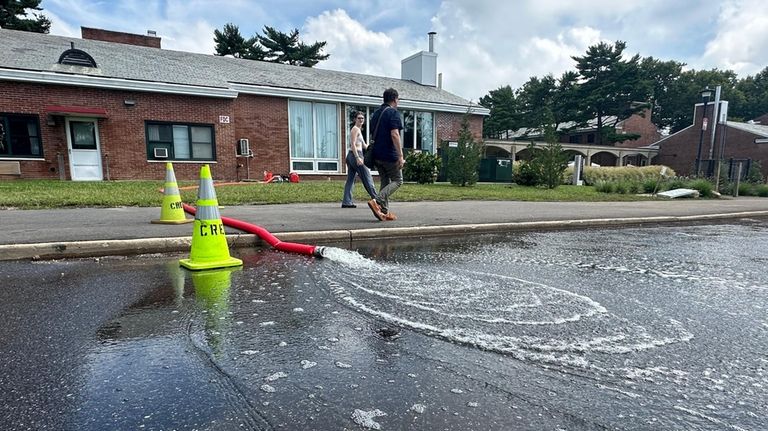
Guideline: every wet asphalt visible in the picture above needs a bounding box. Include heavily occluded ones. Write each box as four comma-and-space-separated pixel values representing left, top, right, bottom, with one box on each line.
1, 198, 768, 430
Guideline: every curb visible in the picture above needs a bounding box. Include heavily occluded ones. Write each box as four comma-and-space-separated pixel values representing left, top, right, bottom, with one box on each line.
2, 210, 767, 261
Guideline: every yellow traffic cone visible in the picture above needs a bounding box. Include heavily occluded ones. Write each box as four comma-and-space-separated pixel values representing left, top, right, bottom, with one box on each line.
152, 162, 192, 224
179, 165, 243, 270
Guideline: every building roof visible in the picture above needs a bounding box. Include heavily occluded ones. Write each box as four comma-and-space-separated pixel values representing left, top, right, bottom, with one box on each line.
0, 29, 487, 114
727, 120, 768, 138
651, 119, 768, 149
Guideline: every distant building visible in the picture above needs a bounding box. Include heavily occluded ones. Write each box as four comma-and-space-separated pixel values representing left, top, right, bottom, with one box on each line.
0, 28, 487, 181
654, 100, 768, 178
484, 108, 661, 167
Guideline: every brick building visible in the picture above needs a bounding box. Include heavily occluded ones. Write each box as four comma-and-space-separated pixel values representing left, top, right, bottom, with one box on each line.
0, 28, 487, 181
484, 109, 660, 167
654, 100, 768, 178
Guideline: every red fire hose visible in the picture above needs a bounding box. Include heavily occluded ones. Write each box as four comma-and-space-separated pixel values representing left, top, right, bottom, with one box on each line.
183, 203, 324, 258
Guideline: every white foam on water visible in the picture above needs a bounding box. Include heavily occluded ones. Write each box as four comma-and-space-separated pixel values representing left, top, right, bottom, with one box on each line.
321, 247, 383, 271
351, 408, 387, 430
264, 371, 288, 382
673, 406, 750, 431
319, 255, 694, 370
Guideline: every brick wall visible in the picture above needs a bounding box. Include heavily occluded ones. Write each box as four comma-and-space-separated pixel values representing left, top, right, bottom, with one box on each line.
0, 81, 237, 181
81, 27, 161, 49
1, 80, 481, 181
657, 104, 768, 177
435, 112, 483, 144
233, 95, 291, 179
615, 109, 661, 148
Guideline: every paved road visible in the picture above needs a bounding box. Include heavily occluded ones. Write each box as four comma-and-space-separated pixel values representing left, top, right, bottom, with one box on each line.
2, 198, 768, 260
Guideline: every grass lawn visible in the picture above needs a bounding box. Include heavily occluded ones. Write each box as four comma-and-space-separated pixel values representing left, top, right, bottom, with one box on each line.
0, 179, 656, 210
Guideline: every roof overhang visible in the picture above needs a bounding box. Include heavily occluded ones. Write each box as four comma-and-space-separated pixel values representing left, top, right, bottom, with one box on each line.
0, 68, 238, 99
229, 83, 490, 115
46, 105, 108, 118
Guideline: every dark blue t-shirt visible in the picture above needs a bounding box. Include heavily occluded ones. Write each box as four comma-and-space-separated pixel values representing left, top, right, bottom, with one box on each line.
370, 104, 403, 162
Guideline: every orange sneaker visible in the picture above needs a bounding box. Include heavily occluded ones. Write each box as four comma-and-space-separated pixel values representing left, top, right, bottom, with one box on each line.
367, 199, 385, 221
382, 211, 397, 221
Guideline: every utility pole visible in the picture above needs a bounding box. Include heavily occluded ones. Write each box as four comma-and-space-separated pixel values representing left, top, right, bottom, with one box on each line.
707, 86, 721, 161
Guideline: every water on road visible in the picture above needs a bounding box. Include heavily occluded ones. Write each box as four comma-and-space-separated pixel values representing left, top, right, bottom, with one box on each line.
1, 219, 766, 430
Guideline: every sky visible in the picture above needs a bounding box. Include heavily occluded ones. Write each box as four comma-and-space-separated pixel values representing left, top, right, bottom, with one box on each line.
38, 0, 768, 102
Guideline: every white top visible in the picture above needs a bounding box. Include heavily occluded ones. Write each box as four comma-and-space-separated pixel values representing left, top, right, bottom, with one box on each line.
350, 126, 366, 155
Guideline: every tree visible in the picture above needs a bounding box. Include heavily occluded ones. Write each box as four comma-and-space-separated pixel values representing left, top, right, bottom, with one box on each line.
214, 23, 257, 59
445, 113, 483, 186
214, 24, 329, 66
515, 75, 557, 137
638, 57, 685, 131
573, 41, 648, 145
734, 66, 768, 121
663, 68, 740, 133
479, 86, 518, 138
0, 0, 50, 33
257, 26, 329, 66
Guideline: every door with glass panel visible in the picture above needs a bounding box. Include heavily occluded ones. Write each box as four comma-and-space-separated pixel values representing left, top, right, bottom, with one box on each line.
65, 118, 103, 181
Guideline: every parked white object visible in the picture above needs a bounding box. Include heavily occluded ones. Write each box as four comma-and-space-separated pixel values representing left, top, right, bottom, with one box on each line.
657, 188, 700, 199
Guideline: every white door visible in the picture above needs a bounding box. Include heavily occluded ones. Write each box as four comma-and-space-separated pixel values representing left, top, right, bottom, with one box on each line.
65, 118, 103, 181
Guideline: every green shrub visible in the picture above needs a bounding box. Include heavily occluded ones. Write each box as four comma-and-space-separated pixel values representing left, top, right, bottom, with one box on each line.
687, 179, 714, 198
444, 114, 482, 186
582, 165, 675, 186
738, 183, 755, 196
746, 161, 764, 184
516, 160, 540, 186
756, 184, 768, 197
667, 178, 688, 190
404, 151, 441, 184
642, 178, 661, 193
594, 180, 615, 193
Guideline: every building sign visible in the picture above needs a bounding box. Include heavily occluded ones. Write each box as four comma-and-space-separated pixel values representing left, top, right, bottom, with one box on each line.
219, 115, 231, 124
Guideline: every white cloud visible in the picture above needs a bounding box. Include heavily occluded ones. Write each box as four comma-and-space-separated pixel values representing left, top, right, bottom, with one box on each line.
700, 0, 768, 76
40, 0, 768, 101
303, 9, 400, 78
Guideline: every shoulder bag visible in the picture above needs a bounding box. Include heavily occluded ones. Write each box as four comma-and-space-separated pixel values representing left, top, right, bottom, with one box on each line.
363, 106, 390, 169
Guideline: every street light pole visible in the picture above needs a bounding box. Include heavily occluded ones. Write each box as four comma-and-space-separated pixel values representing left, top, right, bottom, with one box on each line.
695, 87, 713, 176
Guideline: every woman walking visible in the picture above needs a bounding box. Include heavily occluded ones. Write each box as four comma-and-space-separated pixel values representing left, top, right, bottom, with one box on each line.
342, 111, 378, 208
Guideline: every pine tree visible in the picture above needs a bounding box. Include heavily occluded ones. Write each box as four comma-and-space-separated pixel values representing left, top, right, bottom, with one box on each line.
446, 113, 483, 186
0, 0, 51, 33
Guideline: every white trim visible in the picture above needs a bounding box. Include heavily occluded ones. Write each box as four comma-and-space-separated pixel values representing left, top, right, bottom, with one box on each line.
229, 83, 490, 115
0, 68, 238, 99
756, 138, 768, 144
0, 157, 45, 161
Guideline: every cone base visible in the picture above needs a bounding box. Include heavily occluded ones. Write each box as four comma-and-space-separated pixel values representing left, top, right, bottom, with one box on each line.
179, 256, 243, 271
151, 218, 193, 224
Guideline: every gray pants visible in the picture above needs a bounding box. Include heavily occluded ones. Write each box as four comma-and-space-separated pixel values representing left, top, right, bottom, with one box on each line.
373, 159, 403, 213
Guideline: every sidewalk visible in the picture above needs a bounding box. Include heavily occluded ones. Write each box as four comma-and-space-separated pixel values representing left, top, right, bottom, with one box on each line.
2, 198, 768, 260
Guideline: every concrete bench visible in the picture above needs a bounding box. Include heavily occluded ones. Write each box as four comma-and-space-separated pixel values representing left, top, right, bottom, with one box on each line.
0, 161, 21, 176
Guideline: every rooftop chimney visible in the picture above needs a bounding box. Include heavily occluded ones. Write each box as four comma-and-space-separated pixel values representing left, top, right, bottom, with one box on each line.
428, 31, 436, 52
401, 32, 438, 87
81, 27, 161, 49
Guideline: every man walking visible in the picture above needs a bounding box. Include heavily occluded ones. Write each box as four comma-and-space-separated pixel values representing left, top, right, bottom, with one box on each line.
367, 88, 404, 221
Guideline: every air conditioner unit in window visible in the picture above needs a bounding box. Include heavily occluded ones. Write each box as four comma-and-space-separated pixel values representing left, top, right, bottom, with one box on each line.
238, 138, 252, 157
154, 147, 168, 158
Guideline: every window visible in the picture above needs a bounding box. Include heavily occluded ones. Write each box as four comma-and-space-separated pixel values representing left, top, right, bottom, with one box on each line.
289, 101, 339, 172
401, 110, 435, 154
0, 114, 43, 158
587, 133, 595, 144
146, 122, 215, 161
